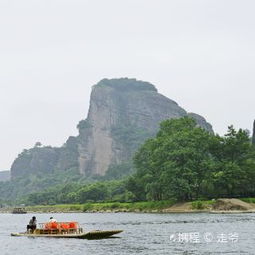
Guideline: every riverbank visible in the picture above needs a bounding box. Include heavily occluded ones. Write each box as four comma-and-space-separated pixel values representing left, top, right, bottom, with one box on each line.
2, 198, 255, 214
25, 200, 176, 213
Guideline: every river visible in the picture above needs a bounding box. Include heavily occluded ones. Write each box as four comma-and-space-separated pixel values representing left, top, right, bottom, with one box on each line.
1, 212, 254, 254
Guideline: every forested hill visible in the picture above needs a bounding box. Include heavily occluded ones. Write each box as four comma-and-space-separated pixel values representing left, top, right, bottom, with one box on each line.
0, 171, 10, 182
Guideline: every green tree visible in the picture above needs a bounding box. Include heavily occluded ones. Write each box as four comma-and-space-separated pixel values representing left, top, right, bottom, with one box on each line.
78, 183, 109, 203
131, 119, 255, 201
211, 127, 255, 197
133, 117, 215, 201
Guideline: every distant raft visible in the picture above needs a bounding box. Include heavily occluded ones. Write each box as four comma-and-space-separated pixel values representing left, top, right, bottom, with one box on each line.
12, 207, 27, 214
11, 221, 123, 239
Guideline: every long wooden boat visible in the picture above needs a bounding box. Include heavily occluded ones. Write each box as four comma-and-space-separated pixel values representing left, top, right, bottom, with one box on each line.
11, 230, 123, 239
11, 221, 123, 239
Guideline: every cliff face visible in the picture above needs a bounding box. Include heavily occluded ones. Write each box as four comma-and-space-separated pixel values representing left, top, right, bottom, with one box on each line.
252, 120, 255, 146
187, 113, 213, 132
11, 137, 79, 180
76, 78, 213, 176
10, 78, 213, 179
11, 146, 60, 179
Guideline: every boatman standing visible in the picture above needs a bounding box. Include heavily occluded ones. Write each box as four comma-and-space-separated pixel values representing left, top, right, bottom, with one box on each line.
27, 216, 37, 233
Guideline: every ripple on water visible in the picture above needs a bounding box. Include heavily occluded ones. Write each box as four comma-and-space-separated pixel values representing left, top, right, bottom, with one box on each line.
0, 212, 254, 255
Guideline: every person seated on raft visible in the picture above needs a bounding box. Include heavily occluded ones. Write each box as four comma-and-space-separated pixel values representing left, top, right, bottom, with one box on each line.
46, 217, 58, 230
49, 216, 57, 223
27, 216, 37, 233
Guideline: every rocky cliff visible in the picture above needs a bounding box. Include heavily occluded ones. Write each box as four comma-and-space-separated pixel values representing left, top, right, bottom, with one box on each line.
252, 120, 255, 145
11, 137, 79, 180
76, 78, 213, 176
10, 78, 213, 179
11, 146, 60, 179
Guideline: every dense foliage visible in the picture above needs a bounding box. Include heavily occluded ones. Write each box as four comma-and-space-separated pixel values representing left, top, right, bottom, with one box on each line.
23, 180, 134, 206
129, 117, 255, 201
0, 168, 81, 204
103, 162, 134, 180
111, 124, 153, 157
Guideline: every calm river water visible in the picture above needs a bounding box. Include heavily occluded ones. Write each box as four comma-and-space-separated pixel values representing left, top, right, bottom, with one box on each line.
0, 212, 254, 255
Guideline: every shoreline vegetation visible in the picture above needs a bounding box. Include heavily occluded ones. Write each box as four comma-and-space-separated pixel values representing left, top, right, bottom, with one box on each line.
2, 198, 255, 214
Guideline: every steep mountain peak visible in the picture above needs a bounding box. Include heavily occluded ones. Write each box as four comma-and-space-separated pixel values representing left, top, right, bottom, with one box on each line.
95, 78, 158, 92
77, 78, 213, 176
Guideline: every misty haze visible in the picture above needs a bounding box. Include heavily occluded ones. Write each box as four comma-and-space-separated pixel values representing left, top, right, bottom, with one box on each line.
0, 1, 255, 255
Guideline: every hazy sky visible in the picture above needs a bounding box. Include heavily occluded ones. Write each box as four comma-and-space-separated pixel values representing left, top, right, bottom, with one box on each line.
0, 0, 254, 170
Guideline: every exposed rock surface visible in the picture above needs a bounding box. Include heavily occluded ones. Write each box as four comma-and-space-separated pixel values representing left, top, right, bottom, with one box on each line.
188, 113, 213, 132
10, 78, 213, 179
252, 120, 255, 145
76, 78, 213, 176
55, 136, 79, 172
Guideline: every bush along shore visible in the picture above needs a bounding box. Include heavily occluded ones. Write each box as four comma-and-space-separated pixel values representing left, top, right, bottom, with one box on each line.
4, 198, 255, 214
24, 200, 175, 213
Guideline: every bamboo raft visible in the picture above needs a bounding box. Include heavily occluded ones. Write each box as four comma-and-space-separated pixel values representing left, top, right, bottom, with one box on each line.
11, 222, 123, 239
12, 207, 27, 214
